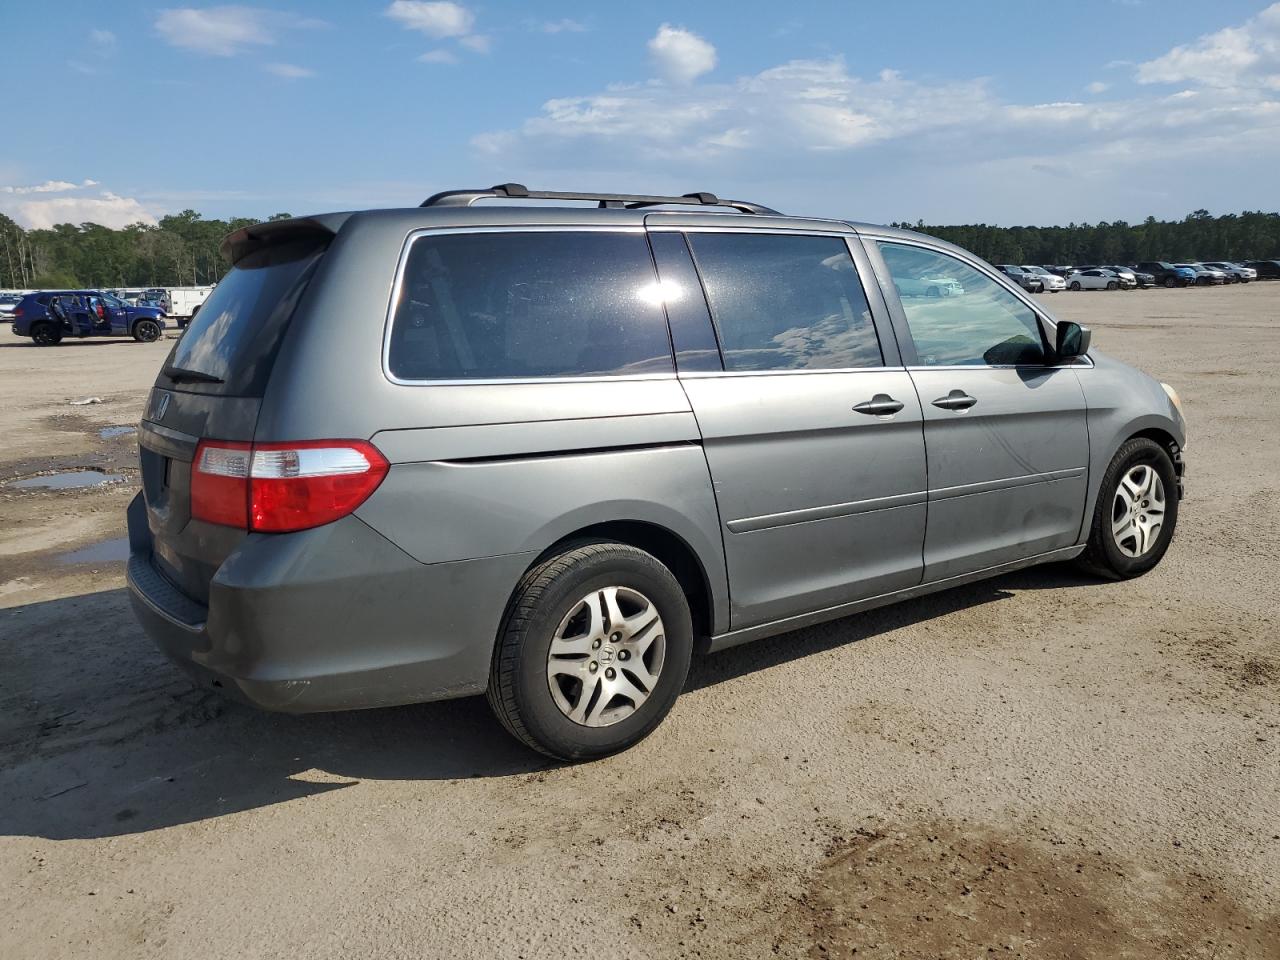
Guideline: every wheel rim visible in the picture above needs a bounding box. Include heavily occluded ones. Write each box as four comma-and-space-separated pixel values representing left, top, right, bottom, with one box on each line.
1112, 465, 1166, 558
137, 321, 160, 342
33, 325, 53, 345
546, 586, 666, 728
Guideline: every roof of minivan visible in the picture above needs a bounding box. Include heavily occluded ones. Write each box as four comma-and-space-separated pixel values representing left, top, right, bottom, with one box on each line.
220, 205, 939, 264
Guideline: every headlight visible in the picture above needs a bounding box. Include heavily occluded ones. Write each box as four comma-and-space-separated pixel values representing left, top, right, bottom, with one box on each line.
1161, 382, 1186, 441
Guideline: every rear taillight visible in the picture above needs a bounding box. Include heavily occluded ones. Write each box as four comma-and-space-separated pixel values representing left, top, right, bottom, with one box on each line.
13, 307, 23, 319
191, 439, 388, 533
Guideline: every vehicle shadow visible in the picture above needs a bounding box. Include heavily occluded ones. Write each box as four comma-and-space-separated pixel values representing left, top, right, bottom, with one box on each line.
0, 563, 1098, 840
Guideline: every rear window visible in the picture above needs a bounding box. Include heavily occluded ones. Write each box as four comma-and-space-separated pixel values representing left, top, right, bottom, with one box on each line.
165, 238, 326, 395
387, 231, 674, 381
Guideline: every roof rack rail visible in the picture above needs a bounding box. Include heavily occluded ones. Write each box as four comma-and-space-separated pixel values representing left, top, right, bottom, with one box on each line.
420, 182, 779, 216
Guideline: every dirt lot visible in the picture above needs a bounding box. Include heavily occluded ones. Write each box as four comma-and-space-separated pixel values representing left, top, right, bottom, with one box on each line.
1, 285, 1278, 959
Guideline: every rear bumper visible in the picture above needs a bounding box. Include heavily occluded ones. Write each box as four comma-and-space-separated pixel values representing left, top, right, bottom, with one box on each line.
125, 493, 533, 713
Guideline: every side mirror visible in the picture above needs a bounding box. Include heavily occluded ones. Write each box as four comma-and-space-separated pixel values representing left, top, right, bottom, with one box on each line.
1055, 320, 1091, 360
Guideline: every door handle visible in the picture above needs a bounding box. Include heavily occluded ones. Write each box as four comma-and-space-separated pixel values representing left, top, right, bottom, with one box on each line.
932, 390, 977, 411
852, 394, 905, 417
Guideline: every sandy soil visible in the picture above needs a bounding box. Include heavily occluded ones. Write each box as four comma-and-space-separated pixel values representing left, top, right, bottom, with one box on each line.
1, 285, 1277, 959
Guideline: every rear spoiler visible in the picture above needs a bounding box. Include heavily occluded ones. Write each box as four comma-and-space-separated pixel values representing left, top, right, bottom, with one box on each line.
219, 213, 351, 266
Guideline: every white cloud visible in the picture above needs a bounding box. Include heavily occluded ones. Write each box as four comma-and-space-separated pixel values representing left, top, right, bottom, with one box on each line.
385, 1, 473, 38
153, 6, 326, 57
155, 6, 274, 56
1086, 81, 1109, 94
0, 179, 99, 195
648, 24, 716, 85
538, 19, 587, 34
90, 28, 117, 48
2, 189, 156, 230
459, 33, 490, 53
471, 9, 1280, 225
418, 49, 459, 64
265, 62, 315, 79
1136, 2, 1280, 90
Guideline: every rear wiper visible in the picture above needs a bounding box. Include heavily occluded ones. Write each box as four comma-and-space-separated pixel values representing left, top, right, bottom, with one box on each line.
163, 366, 224, 384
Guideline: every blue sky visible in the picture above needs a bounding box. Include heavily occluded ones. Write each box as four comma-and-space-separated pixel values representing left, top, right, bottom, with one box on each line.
3, 1, 1279, 228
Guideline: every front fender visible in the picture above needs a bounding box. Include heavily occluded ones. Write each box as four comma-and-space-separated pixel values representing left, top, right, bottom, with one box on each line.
1075, 352, 1186, 540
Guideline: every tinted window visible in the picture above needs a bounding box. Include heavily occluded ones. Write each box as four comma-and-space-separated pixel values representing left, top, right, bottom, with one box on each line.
879, 242, 1045, 366
387, 231, 674, 381
166, 237, 327, 395
687, 233, 881, 371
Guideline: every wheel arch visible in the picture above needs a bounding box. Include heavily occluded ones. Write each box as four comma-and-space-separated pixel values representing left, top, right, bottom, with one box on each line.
527, 519, 719, 649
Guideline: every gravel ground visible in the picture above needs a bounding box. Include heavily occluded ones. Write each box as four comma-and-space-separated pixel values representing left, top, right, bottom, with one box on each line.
1, 284, 1278, 959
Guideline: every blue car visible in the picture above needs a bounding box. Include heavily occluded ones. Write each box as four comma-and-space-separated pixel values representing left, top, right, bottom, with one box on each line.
11, 290, 167, 345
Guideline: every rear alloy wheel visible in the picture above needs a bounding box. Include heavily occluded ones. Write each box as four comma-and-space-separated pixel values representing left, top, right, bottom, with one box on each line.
132, 319, 162, 343
1077, 437, 1179, 580
488, 541, 693, 760
1106, 281, 1118, 290
31, 322, 62, 346
1069, 281, 1081, 291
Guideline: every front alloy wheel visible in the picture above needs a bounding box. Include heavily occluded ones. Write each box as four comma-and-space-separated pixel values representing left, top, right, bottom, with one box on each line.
1077, 437, 1179, 579
1111, 465, 1166, 558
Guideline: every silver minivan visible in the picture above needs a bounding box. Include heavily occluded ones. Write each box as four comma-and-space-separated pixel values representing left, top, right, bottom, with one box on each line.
126, 185, 1187, 759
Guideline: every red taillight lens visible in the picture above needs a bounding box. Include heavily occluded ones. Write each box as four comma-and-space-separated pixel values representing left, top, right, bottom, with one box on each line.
191, 439, 388, 533
191, 441, 252, 528
13, 307, 23, 319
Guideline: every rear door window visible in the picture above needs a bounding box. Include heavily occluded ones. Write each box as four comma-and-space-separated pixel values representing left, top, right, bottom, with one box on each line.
685, 232, 882, 371
387, 231, 674, 381
164, 237, 327, 395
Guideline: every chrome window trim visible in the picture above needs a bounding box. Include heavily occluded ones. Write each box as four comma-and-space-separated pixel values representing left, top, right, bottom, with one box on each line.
382, 225, 665, 387
648, 224, 855, 238
679, 366, 905, 380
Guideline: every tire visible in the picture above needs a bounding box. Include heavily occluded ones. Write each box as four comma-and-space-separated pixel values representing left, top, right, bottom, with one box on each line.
132, 319, 162, 342
487, 541, 694, 761
926, 286, 940, 298
1106, 281, 1118, 290
1163, 277, 1176, 288
1076, 438, 1179, 580
31, 322, 62, 346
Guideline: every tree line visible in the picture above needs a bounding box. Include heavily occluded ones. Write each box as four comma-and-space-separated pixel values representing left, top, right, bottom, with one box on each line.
2, 207, 1279, 290
0, 209, 293, 290
894, 209, 1280, 267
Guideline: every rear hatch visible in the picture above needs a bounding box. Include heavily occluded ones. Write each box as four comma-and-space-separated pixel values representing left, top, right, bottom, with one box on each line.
138, 218, 338, 605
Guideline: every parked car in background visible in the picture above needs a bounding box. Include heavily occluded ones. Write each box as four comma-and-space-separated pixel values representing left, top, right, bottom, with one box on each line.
0, 294, 21, 320
1077, 265, 1138, 290
1134, 261, 1195, 288
123, 183, 1186, 760
995, 264, 1044, 292
1066, 268, 1124, 291
1202, 261, 1255, 283
1042, 265, 1075, 278
10, 290, 167, 345
1020, 265, 1066, 292
894, 274, 965, 298
147, 285, 216, 327
1117, 266, 1156, 288
1178, 263, 1226, 285
1245, 259, 1280, 279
